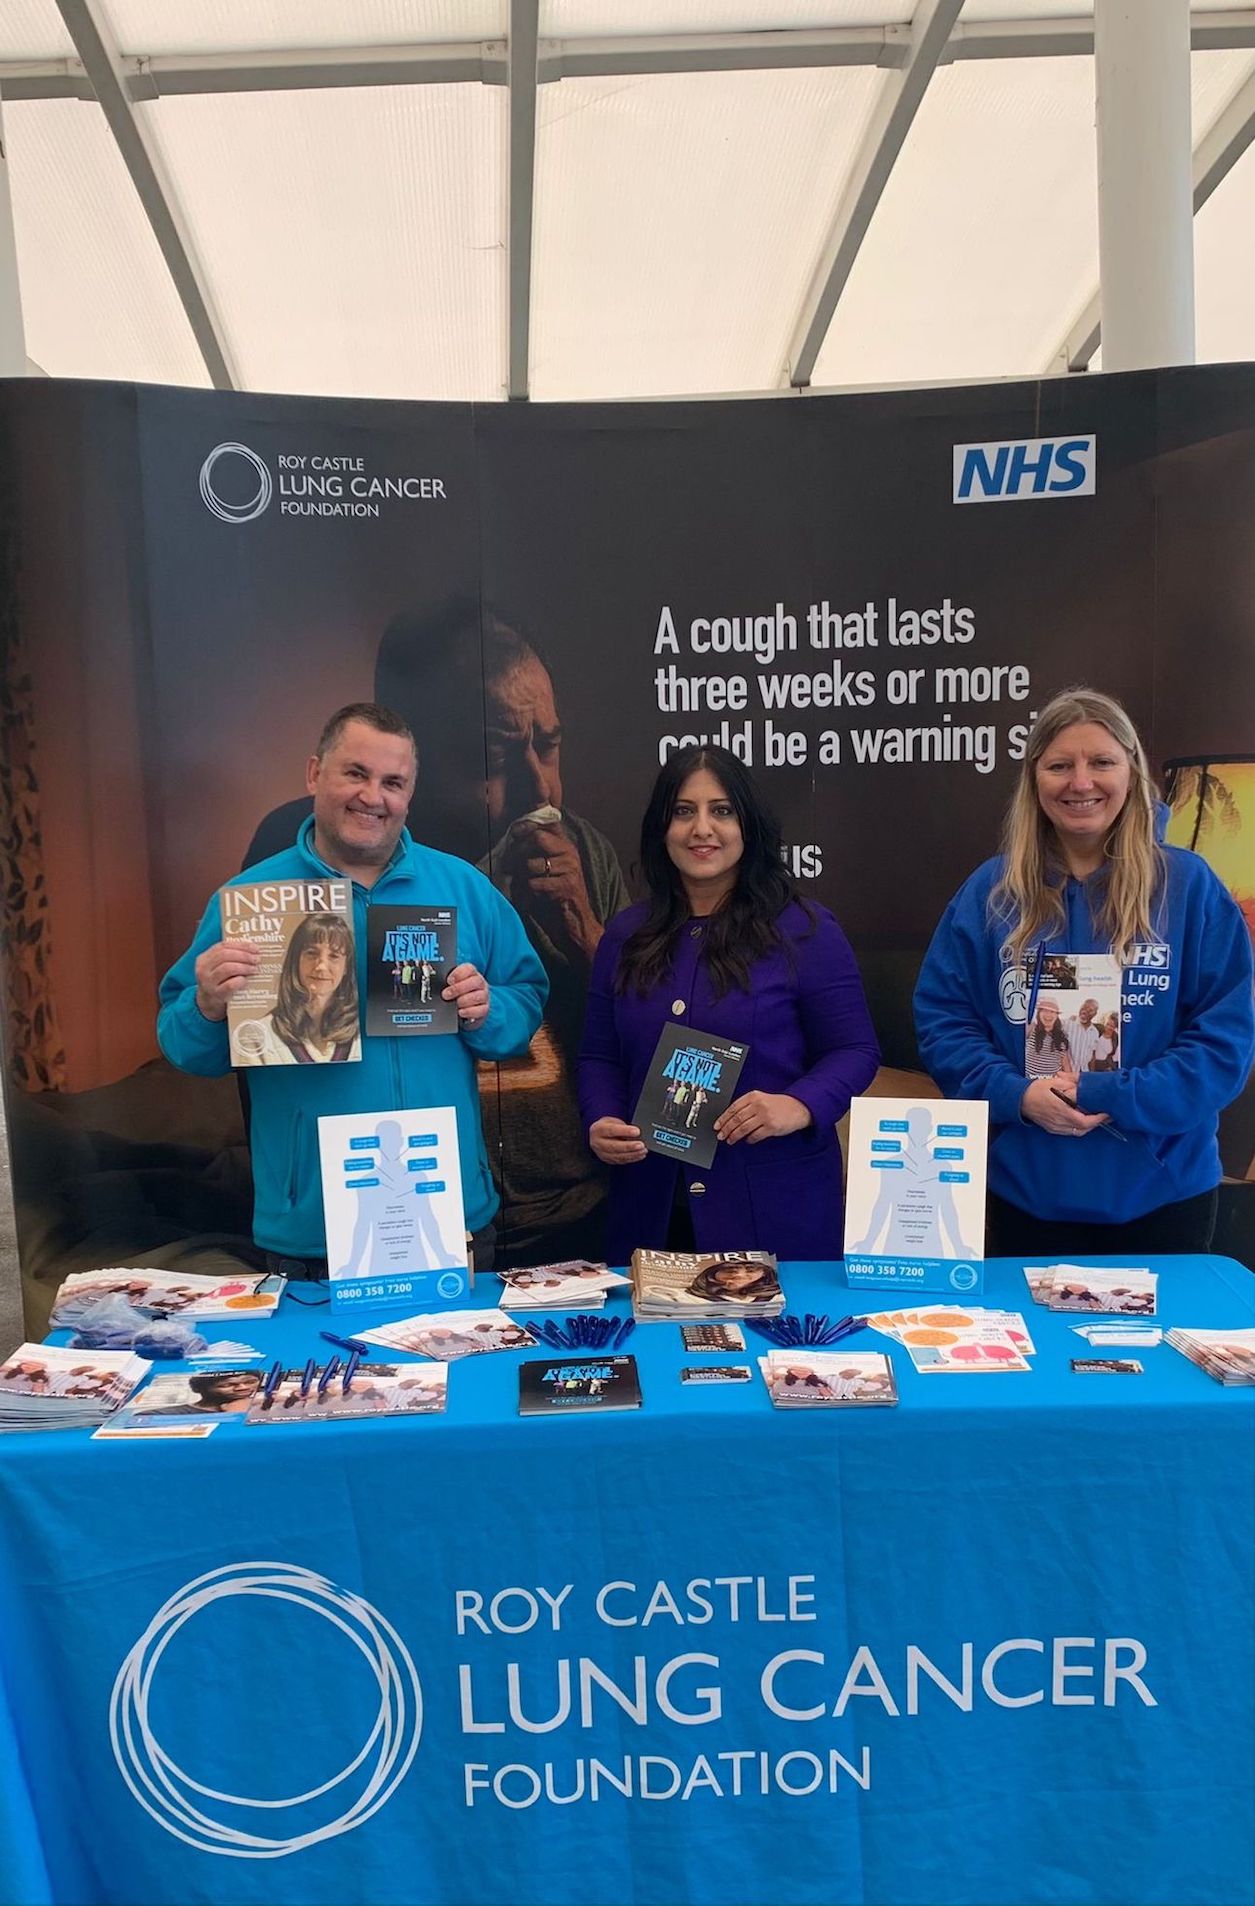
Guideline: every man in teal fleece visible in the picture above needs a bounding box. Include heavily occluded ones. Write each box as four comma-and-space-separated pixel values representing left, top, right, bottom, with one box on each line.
158, 703, 547, 1275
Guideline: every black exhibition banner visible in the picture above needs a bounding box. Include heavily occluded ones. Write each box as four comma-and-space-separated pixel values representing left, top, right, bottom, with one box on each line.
1, 367, 1252, 1321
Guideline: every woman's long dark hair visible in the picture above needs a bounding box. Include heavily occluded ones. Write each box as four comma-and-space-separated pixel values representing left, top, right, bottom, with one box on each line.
616, 745, 803, 998
274, 913, 359, 1048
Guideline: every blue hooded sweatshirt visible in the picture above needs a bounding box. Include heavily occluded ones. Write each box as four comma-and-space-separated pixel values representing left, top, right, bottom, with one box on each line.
158, 820, 548, 1256
914, 844, 1255, 1225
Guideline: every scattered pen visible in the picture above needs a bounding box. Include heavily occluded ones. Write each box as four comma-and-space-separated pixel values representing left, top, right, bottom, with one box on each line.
299, 1357, 317, 1399
341, 1351, 360, 1395
320, 1329, 369, 1357
317, 1357, 341, 1398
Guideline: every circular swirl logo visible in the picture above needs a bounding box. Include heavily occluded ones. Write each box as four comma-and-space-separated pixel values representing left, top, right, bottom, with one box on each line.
198, 443, 273, 524
110, 1562, 421, 1858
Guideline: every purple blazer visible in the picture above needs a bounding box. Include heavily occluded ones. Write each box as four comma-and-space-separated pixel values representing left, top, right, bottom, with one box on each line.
577, 901, 880, 1263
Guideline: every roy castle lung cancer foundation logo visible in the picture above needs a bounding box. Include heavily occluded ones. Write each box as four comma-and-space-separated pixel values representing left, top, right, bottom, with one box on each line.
198, 439, 449, 523
110, 1562, 422, 1858
198, 442, 274, 523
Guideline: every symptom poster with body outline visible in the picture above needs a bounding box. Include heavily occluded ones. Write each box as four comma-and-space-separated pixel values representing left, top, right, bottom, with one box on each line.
843, 1095, 989, 1295
318, 1106, 469, 1315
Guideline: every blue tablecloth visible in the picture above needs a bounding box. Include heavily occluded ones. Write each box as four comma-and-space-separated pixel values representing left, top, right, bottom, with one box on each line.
0, 1255, 1252, 1906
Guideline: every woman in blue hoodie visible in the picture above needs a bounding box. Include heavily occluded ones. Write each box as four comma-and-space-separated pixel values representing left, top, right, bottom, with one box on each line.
914, 688, 1255, 1256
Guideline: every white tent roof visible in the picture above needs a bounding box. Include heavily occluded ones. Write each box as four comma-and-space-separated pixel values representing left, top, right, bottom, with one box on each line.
2, 0, 1254, 399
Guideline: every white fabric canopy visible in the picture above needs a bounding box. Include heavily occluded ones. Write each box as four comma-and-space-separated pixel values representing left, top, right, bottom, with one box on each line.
1, 0, 1253, 398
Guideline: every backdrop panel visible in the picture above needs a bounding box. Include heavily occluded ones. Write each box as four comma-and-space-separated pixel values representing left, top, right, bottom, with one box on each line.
1, 369, 1254, 1318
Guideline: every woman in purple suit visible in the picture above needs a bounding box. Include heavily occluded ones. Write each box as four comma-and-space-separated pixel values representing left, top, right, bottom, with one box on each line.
577, 746, 879, 1262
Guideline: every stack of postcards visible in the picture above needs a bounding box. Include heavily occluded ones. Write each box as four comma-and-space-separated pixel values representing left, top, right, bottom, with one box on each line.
0, 1343, 150, 1432
1165, 1326, 1255, 1385
497, 1262, 630, 1312
630, 1249, 785, 1320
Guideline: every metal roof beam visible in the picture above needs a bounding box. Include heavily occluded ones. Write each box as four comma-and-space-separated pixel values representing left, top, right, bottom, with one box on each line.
506, 0, 539, 401
784, 0, 965, 391
5, 15, 1255, 99
50, 0, 237, 389
1048, 60, 1255, 373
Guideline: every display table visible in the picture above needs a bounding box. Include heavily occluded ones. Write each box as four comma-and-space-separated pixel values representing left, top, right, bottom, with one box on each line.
0, 1255, 1252, 1906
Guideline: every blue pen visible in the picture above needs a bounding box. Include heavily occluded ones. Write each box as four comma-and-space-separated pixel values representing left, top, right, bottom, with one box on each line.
318, 1357, 340, 1398
614, 1317, 635, 1351
342, 1351, 360, 1395
299, 1357, 317, 1399
262, 1360, 284, 1408
320, 1330, 369, 1358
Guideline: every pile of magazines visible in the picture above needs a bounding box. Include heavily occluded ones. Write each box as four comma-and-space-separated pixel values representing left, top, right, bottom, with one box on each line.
1165, 1326, 1255, 1385
0, 1343, 150, 1432
630, 1248, 785, 1320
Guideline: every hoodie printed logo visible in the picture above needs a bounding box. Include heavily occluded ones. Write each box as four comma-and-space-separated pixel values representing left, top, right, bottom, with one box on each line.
999, 964, 1029, 1024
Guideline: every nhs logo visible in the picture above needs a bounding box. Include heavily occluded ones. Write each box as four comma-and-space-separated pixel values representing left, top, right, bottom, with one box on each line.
1128, 943, 1171, 970
953, 435, 1096, 504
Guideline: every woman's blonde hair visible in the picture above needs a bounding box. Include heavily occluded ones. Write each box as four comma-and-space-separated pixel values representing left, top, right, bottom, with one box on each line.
992, 687, 1162, 963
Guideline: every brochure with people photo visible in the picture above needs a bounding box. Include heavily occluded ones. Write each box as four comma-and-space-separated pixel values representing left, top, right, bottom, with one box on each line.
219, 878, 360, 1067
760, 1350, 898, 1407
93, 1367, 263, 1436
497, 1261, 627, 1311
1165, 1326, 1255, 1385
1023, 1264, 1157, 1314
1022, 950, 1123, 1082
356, 1309, 538, 1359
246, 1363, 449, 1422
632, 1024, 749, 1171
51, 1266, 284, 1328
365, 905, 458, 1036
0, 1344, 150, 1432
630, 1248, 784, 1319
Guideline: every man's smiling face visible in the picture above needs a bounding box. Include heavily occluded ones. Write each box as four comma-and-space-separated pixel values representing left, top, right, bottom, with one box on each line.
307, 719, 416, 877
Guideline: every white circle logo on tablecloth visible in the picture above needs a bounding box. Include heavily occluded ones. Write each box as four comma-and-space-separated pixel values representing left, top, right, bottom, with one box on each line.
198, 443, 273, 523
110, 1561, 421, 1858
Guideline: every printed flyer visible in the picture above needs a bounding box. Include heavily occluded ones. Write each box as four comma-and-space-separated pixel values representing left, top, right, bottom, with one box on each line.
843, 1096, 989, 1295
318, 1105, 469, 1314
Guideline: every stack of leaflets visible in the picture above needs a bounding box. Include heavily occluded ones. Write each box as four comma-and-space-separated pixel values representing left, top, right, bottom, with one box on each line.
518, 1354, 642, 1414
1165, 1326, 1255, 1385
356, 1310, 538, 1359
630, 1248, 785, 1320
247, 1363, 449, 1421
1024, 1264, 1157, 1314
497, 1262, 629, 1312
0, 1344, 150, 1432
93, 1367, 263, 1439
867, 1304, 1034, 1373
51, 1266, 284, 1328
759, 1349, 898, 1407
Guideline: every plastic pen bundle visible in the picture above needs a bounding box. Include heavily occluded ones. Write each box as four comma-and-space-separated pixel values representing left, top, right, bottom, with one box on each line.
745, 1313, 868, 1349
527, 1314, 635, 1352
